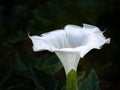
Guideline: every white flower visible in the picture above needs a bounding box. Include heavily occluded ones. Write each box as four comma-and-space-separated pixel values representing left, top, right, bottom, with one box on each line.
29, 24, 110, 75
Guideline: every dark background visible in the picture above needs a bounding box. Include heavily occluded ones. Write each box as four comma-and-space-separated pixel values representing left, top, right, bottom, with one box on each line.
0, 0, 120, 90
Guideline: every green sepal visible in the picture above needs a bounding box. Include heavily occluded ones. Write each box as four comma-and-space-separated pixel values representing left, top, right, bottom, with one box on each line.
66, 69, 77, 90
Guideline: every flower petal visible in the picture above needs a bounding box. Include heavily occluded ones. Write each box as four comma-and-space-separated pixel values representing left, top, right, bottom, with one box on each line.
64, 24, 87, 48
29, 35, 55, 51
29, 30, 70, 52
83, 24, 102, 33
41, 30, 69, 49
55, 24, 110, 58
55, 52, 80, 75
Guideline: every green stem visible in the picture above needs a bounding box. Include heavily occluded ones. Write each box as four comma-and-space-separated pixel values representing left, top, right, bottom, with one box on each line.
66, 69, 78, 90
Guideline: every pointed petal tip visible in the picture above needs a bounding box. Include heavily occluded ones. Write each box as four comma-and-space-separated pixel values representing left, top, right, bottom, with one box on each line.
28, 32, 31, 38
106, 38, 111, 44
83, 23, 99, 29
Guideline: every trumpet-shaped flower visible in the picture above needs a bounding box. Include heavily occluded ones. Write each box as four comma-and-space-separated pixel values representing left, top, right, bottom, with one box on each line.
29, 24, 110, 75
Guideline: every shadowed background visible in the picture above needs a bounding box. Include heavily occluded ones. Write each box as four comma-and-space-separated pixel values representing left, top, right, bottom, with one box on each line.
0, 0, 120, 90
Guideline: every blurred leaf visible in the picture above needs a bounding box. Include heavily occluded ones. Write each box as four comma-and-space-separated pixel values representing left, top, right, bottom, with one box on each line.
77, 71, 86, 81
29, 65, 66, 90
37, 54, 63, 75
16, 54, 65, 90
55, 76, 66, 90
16, 54, 36, 71
79, 69, 100, 90
29, 65, 58, 90
2, 76, 33, 90
29, 66, 45, 90
51, 62, 63, 74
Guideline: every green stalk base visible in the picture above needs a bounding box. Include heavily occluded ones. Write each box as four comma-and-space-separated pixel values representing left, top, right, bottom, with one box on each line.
66, 69, 77, 90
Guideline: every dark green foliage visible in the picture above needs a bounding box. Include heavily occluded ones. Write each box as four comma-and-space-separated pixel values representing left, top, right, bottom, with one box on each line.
77, 71, 86, 81
79, 69, 100, 90
36, 53, 63, 75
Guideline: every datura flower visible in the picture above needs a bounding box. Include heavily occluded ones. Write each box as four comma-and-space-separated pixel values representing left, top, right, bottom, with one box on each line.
29, 24, 110, 75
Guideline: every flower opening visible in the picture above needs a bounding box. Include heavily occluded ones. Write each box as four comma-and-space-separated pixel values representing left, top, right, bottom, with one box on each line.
29, 24, 110, 75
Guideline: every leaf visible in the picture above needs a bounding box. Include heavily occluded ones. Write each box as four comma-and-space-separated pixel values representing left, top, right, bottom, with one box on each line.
16, 54, 36, 71
29, 65, 57, 90
55, 76, 66, 90
51, 62, 63, 74
77, 71, 86, 81
79, 69, 100, 90
29, 66, 45, 90
1, 71, 34, 90
37, 54, 63, 75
